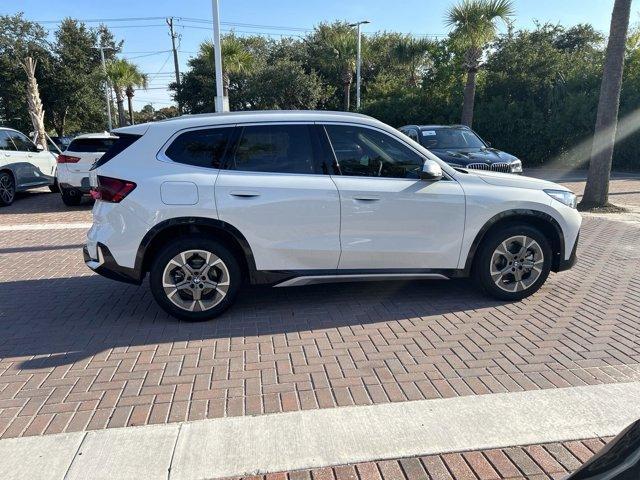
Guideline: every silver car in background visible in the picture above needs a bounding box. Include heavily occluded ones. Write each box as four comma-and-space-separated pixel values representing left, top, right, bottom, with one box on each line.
0, 127, 58, 206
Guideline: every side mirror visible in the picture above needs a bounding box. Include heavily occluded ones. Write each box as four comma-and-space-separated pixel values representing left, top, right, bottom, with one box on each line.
420, 159, 443, 181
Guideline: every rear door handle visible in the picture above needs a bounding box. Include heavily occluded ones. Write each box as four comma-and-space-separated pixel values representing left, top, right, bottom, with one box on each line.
230, 191, 260, 198
354, 196, 380, 201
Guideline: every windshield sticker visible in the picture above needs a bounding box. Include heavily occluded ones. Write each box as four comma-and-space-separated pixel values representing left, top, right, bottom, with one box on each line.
422, 130, 437, 136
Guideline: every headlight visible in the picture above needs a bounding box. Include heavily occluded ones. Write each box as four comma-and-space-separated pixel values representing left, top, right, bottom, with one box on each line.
545, 189, 577, 208
510, 159, 522, 173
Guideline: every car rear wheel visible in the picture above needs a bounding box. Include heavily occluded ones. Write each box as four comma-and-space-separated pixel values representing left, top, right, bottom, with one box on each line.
60, 187, 82, 206
474, 224, 552, 301
149, 236, 241, 321
0, 172, 15, 206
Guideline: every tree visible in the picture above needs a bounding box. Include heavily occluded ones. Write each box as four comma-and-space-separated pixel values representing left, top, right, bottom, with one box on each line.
445, 0, 515, 126
20, 57, 47, 149
200, 35, 254, 100
323, 29, 358, 110
392, 36, 433, 87
105, 59, 147, 127
580, 0, 633, 209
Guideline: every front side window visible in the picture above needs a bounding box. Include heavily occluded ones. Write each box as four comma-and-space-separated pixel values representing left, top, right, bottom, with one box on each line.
0, 131, 16, 151
325, 125, 424, 179
229, 124, 316, 174
165, 127, 233, 169
6, 131, 38, 152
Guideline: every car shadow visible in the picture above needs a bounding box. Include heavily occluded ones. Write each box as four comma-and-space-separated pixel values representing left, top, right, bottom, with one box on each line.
0, 274, 510, 371
10, 189, 93, 214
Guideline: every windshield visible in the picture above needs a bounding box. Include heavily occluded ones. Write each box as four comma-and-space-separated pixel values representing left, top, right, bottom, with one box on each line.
420, 128, 486, 149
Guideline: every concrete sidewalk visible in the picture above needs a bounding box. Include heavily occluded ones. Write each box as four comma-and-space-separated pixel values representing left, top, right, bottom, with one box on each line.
2, 382, 639, 480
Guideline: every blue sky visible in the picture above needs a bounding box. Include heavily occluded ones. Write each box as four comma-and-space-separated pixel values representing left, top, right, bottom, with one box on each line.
3, 0, 638, 110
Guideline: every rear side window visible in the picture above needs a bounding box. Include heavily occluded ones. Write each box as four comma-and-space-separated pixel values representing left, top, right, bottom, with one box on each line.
91, 133, 142, 170
5, 130, 38, 152
67, 138, 117, 153
165, 127, 233, 169
229, 124, 316, 174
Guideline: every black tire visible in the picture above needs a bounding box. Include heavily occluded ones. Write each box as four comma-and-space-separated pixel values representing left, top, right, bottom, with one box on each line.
473, 224, 552, 301
149, 236, 242, 321
0, 171, 16, 206
48, 178, 59, 193
61, 187, 82, 206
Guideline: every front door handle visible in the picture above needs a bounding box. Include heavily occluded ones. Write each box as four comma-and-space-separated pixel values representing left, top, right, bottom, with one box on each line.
230, 191, 260, 198
354, 196, 380, 201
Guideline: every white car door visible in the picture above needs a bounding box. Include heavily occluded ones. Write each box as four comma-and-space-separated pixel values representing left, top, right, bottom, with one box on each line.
5, 130, 56, 186
322, 123, 466, 270
215, 123, 341, 271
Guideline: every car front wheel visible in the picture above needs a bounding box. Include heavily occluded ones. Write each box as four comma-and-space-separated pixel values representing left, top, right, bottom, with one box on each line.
0, 171, 16, 206
149, 236, 241, 321
474, 224, 552, 301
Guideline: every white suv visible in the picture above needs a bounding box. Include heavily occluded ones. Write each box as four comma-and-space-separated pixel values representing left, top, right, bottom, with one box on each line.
84, 111, 581, 321
57, 132, 117, 205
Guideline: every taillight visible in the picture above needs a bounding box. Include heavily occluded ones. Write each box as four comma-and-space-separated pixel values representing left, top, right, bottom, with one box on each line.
57, 154, 81, 163
91, 176, 136, 203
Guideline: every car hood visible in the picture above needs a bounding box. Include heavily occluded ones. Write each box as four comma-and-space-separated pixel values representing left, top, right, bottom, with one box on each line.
430, 147, 517, 165
462, 168, 569, 191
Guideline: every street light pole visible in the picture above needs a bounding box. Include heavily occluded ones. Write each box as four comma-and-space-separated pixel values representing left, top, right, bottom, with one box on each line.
349, 20, 370, 110
211, 0, 227, 112
98, 46, 113, 131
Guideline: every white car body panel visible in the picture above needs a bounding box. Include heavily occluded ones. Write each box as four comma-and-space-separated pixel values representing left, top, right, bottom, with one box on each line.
84, 111, 581, 290
57, 132, 117, 191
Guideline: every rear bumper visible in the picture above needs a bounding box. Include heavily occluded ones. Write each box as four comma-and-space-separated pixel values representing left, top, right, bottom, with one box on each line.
58, 167, 91, 192
83, 243, 143, 285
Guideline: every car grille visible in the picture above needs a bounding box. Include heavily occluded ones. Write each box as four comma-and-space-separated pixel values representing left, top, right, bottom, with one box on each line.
466, 162, 512, 173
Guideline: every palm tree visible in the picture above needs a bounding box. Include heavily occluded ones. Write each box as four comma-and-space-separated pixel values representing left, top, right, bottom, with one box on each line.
445, 0, 515, 126
580, 0, 633, 209
324, 30, 357, 111
200, 35, 254, 100
392, 36, 433, 87
105, 59, 147, 127
20, 57, 47, 150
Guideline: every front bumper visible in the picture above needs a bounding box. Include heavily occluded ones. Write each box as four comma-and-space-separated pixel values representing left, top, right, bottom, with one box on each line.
83, 243, 144, 285
557, 231, 579, 272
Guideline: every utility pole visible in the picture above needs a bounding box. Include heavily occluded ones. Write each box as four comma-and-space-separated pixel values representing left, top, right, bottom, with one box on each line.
349, 20, 370, 110
211, 0, 227, 112
98, 46, 113, 131
166, 17, 183, 114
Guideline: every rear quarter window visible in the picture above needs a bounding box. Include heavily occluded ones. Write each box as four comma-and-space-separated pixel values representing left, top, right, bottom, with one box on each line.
91, 133, 142, 170
67, 138, 117, 153
165, 127, 234, 169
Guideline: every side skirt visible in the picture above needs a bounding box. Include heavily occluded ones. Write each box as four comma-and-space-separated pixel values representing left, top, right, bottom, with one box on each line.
273, 272, 450, 287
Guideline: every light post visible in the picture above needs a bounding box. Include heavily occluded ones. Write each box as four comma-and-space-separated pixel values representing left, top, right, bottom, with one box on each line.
349, 20, 370, 110
211, 0, 227, 112
94, 46, 114, 131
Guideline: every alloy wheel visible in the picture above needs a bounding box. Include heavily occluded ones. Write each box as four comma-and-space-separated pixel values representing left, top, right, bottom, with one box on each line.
489, 235, 545, 292
0, 174, 15, 204
162, 249, 230, 312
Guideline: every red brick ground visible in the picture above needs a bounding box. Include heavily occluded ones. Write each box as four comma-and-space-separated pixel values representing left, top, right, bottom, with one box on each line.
0, 180, 639, 439
219, 437, 611, 480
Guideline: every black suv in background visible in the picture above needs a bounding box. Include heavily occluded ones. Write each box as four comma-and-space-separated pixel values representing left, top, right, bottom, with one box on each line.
399, 125, 523, 174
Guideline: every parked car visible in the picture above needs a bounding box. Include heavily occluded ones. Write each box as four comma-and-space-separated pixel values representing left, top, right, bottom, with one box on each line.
0, 127, 58, 206
57, 132, 117, 206
399, 124, 523, 174
84, 111, 581, 321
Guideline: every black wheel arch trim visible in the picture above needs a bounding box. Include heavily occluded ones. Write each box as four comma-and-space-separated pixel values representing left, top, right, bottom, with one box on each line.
134, 216, 258, 282
463, 209, 567, 274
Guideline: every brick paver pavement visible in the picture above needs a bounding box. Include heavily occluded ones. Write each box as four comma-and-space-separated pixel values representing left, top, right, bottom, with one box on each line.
0, 179, 639, 440
218, 437, 611, 480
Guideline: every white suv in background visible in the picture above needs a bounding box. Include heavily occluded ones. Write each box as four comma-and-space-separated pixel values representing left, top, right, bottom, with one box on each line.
84, 111, 581, 321
57, 132, 117, 205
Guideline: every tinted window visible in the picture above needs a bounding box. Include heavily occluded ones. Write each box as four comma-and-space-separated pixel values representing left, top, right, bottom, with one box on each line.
91, 133, 142, 170
165, 127, 233, 169
67, 138, 117, 153
0, 131, 16, 151
420, 128, 485, 149
6, 131, 38, 152
404, 129, 419, 142
325, 125, 424, 179
230, 125, 316, 174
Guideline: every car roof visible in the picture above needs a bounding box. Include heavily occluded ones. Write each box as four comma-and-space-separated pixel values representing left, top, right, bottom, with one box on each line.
114, 110, 380, 135
71, 132, 117, 140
